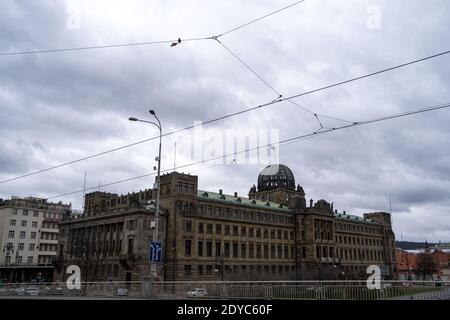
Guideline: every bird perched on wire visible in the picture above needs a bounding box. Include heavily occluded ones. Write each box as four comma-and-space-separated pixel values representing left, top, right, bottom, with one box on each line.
170, 38, 181, 47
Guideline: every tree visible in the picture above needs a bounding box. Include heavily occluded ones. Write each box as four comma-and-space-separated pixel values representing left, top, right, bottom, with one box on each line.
415, 253, 438, 280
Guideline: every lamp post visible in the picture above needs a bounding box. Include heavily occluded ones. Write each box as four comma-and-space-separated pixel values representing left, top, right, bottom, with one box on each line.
129, 110, 162, 278
214, 255, 224, 282
2, 244, 14, 267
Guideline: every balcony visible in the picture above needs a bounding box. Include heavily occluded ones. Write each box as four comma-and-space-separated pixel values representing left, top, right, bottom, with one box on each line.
39, 238, 58, 244
40, 228, 59, 233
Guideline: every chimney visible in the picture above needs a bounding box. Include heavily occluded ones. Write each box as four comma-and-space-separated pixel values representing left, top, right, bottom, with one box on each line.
234, 192, 238, 197
343, 210, 346, 214
219, 189, 223, 195
335, 209, 337, 214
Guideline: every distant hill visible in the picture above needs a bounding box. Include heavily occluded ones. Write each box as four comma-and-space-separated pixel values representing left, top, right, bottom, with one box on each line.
396, 241, 438, 250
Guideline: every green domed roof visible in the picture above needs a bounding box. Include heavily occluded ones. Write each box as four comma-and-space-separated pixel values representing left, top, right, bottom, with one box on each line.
257, 164, 295, 191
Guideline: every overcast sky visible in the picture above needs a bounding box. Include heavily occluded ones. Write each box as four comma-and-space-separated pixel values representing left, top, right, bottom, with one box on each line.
0, 0, 449, 242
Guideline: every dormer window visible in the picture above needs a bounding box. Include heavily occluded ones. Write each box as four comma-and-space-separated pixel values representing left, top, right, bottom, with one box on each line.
202, 192, 209, 197
252, 200, 257, 205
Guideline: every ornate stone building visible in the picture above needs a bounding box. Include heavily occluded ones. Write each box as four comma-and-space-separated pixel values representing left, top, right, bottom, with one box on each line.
55, 164, 397, 282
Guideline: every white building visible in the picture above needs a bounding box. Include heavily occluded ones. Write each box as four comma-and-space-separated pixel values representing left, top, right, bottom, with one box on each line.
0, 196, 71, 282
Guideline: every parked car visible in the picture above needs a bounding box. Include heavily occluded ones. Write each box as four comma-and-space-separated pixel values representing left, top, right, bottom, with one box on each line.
0, 288, 9, 296
115, 288, 129, 296
187, 288, 207, 297
25, 286, 41, 296
13, 287, 26, 296
44, 286, 65, 296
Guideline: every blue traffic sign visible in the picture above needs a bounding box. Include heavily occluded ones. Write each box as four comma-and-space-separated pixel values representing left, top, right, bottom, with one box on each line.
150, 241, 162, 262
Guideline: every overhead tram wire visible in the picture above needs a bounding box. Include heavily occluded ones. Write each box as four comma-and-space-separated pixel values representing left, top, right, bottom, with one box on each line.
0, 37, 210, 56
213, 38, 355, 126
1, 49, 449, 185
44, 101, 450, 201
216, 0, 306, 38
0, 0, 306, 57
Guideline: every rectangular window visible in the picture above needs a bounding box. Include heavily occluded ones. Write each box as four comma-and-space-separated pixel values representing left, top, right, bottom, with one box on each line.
19, 231, 26, 239
198, 265, 203, 275
241, 227, 247, 237
185, 240, 192, 256
207, 224, 213, 234
224, 243, 230, 257
12, 209, 17, 215
185, 220, 192, 232
215, 242, 221, 257
21, 220, 27, 227
256, 229, 261, 238
27, 256, 33, 264
232, 243, 238, 257
256, 245, 262, 258
184, 265, 192, 276
30, 232, 36, 239
232, 226, 238, 236
198, 241, 203, 257
22, 210, 28, 216
264, 245, 269, 258
248, 228, 254, 238
32, 221, 38, 228
241, 244, 246, 258
224, 225, 230, 235
263, 229, 268, 239
10, 220, 16, 226
206, 265, 212, 275
33, 211, 39, 217
16, 256, 22, 264
18, 243, 24, 251
198, 223, 204, 233
249, 244, 254, 258
29, 244, 35, 251
216, 224, 222, 235
206, 242, 212, 257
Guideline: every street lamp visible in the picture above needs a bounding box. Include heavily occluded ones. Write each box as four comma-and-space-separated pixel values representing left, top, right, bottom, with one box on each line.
129, 109, 162, 278
214, 255, 224, 282
2, 244, 14, 267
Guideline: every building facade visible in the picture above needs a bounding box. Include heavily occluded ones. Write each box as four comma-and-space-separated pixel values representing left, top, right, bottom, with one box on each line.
396, 247, 450, 281
0, 197, 70, 282
54, 188, 167, 283
55, 164, 397, 282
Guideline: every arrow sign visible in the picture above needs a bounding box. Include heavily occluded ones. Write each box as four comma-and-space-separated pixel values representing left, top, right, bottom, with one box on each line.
150, 241, 162, 262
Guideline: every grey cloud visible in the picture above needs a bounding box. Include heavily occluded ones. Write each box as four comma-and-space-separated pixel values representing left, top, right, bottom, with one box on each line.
1, 0, 450, 241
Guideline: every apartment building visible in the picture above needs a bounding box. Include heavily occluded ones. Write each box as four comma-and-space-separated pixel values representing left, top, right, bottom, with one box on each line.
0, 196, 71, 282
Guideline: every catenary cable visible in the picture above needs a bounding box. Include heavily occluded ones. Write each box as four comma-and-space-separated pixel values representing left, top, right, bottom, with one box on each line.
1, 50, 449, 184
44, 101, 450, 200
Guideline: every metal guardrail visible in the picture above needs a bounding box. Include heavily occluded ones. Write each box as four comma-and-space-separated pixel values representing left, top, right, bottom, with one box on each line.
0, 280, 449, 300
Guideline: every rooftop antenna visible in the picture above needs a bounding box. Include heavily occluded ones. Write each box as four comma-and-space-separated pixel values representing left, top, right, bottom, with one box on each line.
82, 172, 87, 210
173, 142, 177, 172
388, 194, 393, 227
